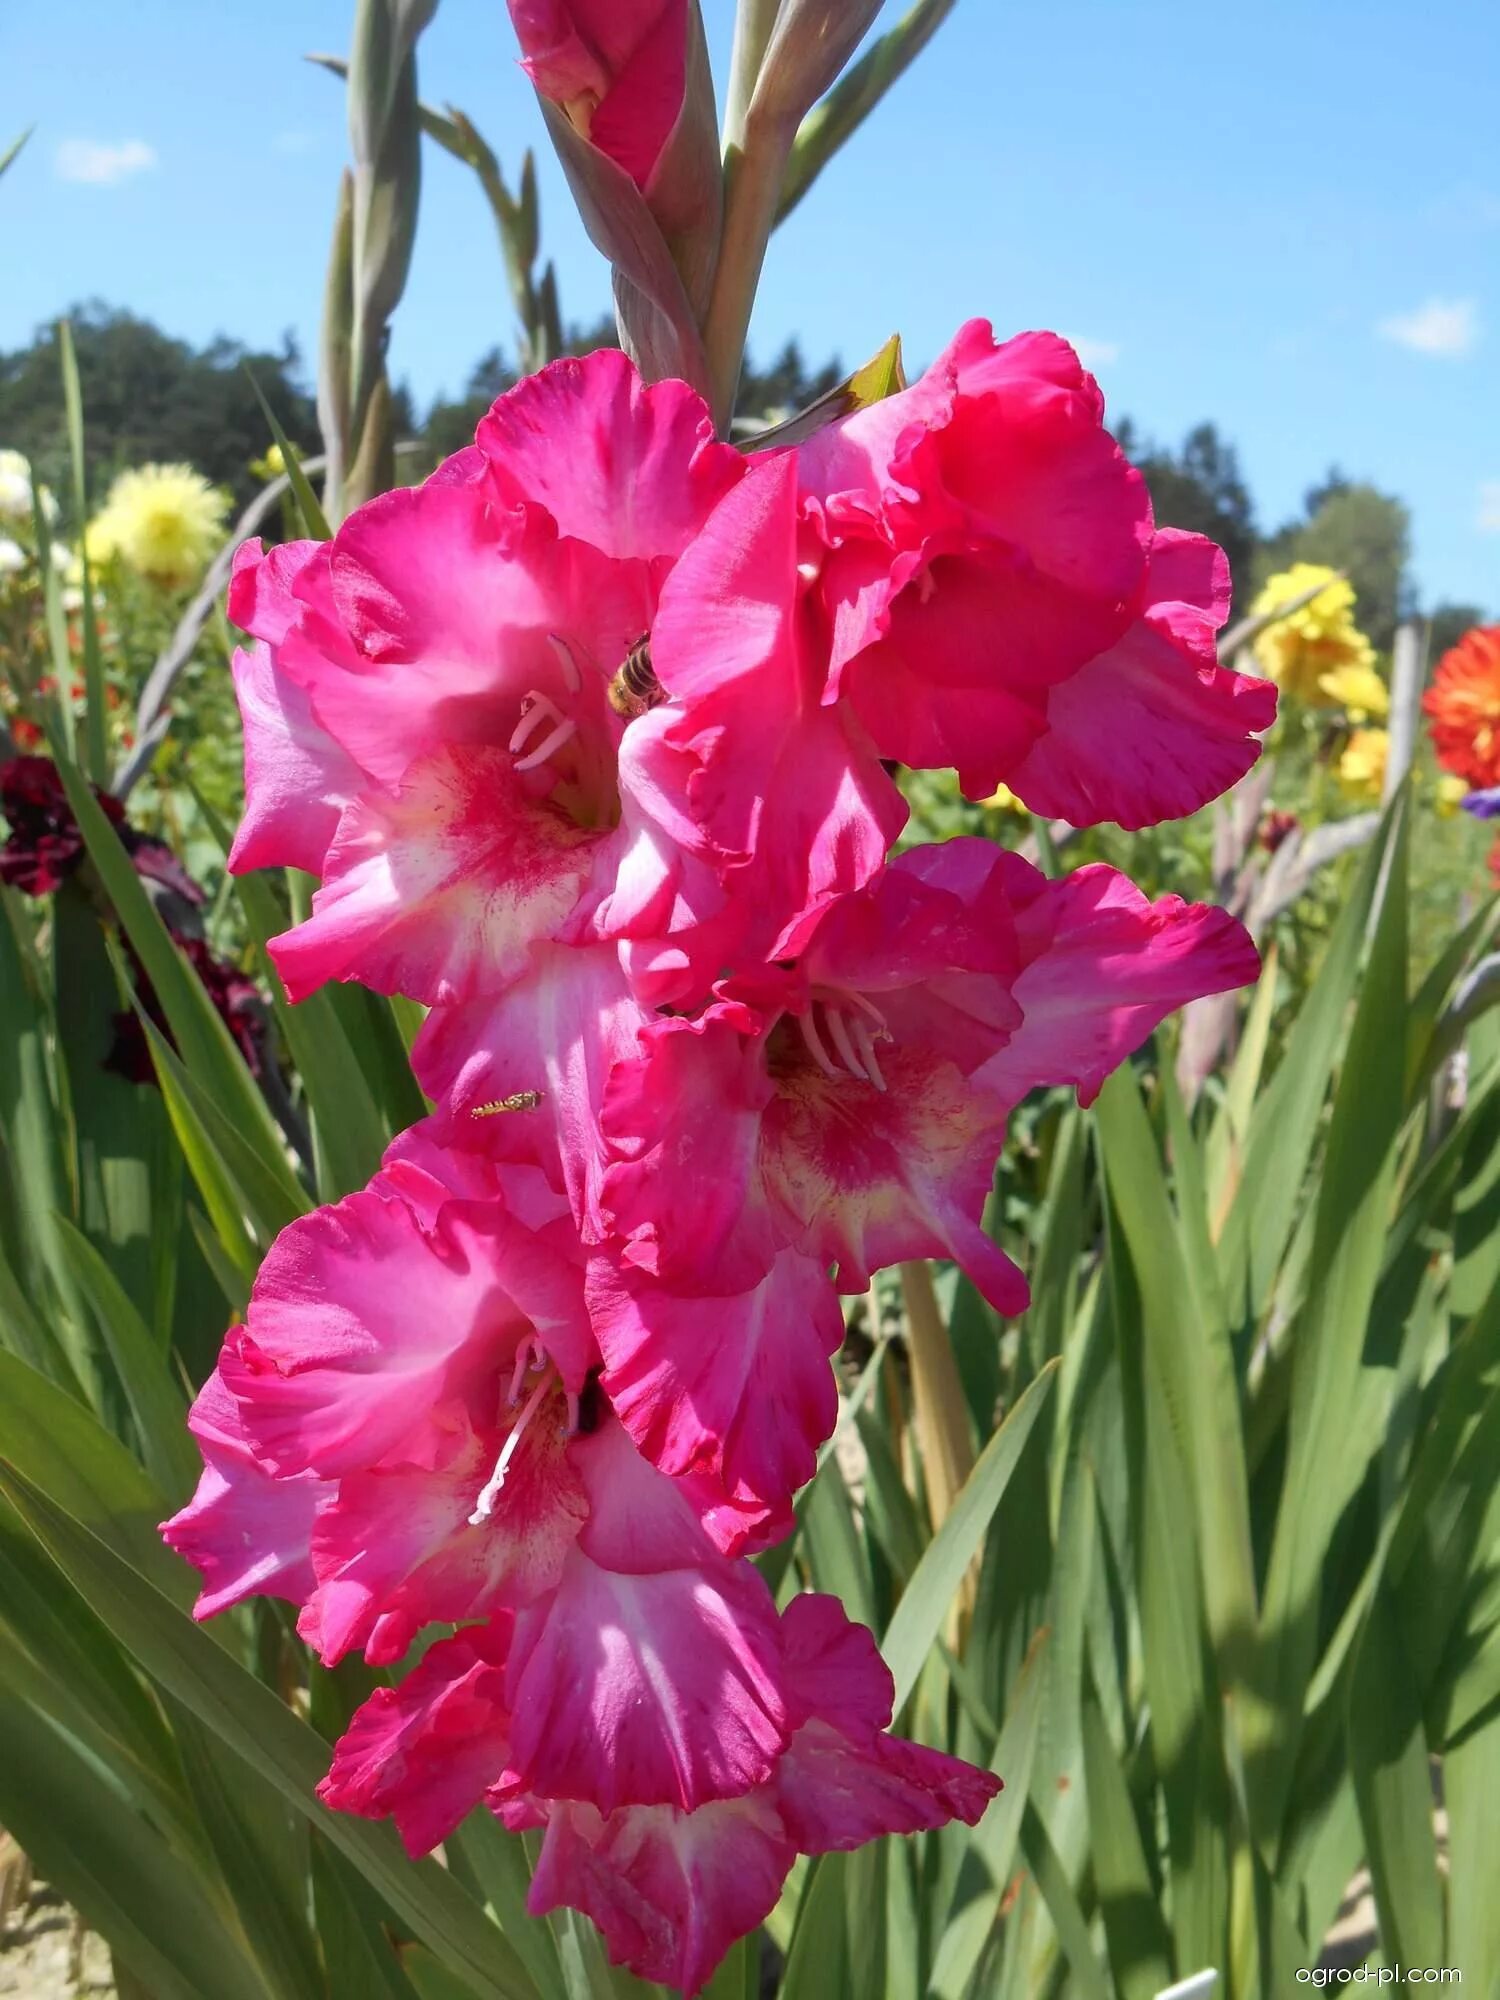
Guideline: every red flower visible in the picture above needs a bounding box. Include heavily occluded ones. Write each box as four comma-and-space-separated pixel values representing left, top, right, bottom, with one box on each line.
0, 754, 126, 894
1424, 624, 1500, 789
1259, 808, 1300, 854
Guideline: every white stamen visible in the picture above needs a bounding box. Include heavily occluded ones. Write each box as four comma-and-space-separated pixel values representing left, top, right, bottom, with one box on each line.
548, 633, 583, 694
513, 715, 579, 773
507, 1335, 544, 1405
469, 1370, 554, 1526
852, 1017, 888, 1092
798, 1006, 839, 1077
824, 1005, 870, 1082
509, 691, 565, 755
843, 989, 888, 1030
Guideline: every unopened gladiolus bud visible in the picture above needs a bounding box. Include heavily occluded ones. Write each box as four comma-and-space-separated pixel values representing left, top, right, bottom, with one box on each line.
749, 0, 883, 133
509, 0, 722, 337
510, 0, 689, 193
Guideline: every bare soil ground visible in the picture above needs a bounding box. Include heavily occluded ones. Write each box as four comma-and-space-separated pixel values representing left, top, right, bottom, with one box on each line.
0, 1881, 114, 2000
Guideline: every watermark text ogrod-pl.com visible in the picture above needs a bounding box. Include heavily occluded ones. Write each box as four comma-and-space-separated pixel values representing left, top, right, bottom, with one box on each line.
1295, 1971, 1461, 1987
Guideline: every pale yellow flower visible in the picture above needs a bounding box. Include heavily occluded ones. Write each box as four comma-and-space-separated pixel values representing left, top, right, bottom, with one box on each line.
87, 463, 227, 589
1316, 660, 1389, 722
1435, 773, 1470, 819
1252, 562, 1376, 703
1336, 727, 1388, 801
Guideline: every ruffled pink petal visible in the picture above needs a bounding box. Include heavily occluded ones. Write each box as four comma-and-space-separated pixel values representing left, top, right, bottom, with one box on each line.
916, 326, 1148, 593
798, 322, 1157, 796
776, 1717, 1001, 1853
1005, 529, 1278, 828
475, 348, 739, 561
588, 1250, 843, 1510
773, 1592, 1000, 1849
267, 746, 604, 1005
311, 483, 644, 786
504, 1539, 789, 1812
975, 852, 1261, 1110
525, 1794, 791, 1998
778, 1590, 898, 1736
159, 1367, 328, 1620
600, 1000, 1026, 1311
223, 1186, 591, 1478
318, 1623, 515, 1857
646, 454, 905, 954
414, 943, 651, 1231
835, 540, 1130, 798
373, 1122, 519, 1227
298, 1394, 588, 1666
227, 643, 360, 877
227, 536, 320, 648
598, 1005, 781, 1292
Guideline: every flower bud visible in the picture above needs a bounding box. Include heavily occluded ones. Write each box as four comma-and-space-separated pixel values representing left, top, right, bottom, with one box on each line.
509, 1, 721, 344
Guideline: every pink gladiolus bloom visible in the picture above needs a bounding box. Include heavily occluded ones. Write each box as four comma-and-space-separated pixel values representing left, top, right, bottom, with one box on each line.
796, 321, 1276, 822
323, 1593, 999, 1996
628, 452, 909, 992
598, 839, 1257, 1313
170, 1141, 796, 1812
509, 1, 688, 191
227, 353, 754, 1008
596, 843, 1029, 1311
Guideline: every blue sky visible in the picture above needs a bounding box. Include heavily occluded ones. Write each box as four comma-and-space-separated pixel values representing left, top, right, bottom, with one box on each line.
3, 0, 1498, 607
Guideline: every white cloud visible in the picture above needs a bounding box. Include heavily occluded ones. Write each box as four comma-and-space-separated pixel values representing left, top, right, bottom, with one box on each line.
1377, 296, 1479, 359
55, 138, 157, 186
1478, 481, 1500, 534
1062, 335, 1119, 368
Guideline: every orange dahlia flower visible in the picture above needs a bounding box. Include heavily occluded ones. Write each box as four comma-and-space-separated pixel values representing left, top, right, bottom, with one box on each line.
1424, 624, 1500, 789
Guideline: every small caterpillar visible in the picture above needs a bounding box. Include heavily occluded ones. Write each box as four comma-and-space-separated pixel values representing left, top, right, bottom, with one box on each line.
470, 1091, 543, 1116
607, 635, 666, 719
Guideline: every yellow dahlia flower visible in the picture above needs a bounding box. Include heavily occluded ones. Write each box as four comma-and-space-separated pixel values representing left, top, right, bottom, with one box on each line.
1251, 563, 1376, 703
1317, 660, 1389, 722
1336, 726, 1388, 801
87, 463, 227, 589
